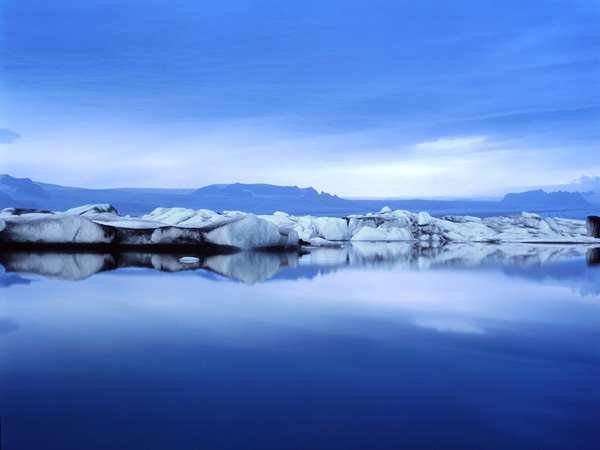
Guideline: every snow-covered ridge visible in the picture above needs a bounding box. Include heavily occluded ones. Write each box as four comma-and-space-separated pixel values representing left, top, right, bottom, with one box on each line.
0, 204, 598, 248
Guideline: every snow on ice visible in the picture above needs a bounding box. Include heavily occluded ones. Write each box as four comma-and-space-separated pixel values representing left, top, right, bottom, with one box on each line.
0, 204, 598, 248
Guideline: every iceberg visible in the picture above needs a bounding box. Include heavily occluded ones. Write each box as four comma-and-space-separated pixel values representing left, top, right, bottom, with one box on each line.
0, 204, 598, 249
0, 205, 298, 249
0, 214, 115, 244
262, 208, 597, 244
204, 214, 296, 249
588, 216, 600, 238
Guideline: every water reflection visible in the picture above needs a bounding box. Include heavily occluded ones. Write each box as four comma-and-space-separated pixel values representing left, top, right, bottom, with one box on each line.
1, 244, 599, 449
587, 247, 600, 265
1, 242, 599, 285
0, 250, 298, 284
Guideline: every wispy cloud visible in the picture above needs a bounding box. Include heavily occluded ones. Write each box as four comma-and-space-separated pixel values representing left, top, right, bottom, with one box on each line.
0, 129, 21, 144
413, 136, 488, 153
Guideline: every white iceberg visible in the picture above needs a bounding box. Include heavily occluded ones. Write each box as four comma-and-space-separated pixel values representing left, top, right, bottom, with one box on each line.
0, 204, 598, 248
204, 214, 297, 249
0, 214, 114, 244
0, 205, 298, 249
261, 208, 597, 244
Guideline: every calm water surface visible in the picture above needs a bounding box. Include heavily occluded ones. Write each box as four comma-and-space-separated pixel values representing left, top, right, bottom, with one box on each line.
1, 244, 599, 449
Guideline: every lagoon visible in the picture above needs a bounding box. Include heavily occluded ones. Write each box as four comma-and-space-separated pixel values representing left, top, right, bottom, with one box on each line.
1, 244, 599, 449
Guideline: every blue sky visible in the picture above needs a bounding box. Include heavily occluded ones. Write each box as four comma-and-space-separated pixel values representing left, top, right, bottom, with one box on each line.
1, 0, 599, 196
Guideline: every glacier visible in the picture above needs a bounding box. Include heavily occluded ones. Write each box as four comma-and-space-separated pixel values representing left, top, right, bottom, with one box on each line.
0, 204, 598, 249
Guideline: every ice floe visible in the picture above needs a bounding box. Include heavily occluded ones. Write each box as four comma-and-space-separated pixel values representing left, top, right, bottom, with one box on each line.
0, 204, 598, 248
0, 205, 297, 249
260, 207, 597, 244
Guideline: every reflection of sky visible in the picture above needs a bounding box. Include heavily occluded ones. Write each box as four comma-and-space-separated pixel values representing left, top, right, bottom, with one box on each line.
0, 263, 34, 287
1, 267, 599, 448
503, 258, 600, 296
2, 1, 600, 195
0, 272, 32, 288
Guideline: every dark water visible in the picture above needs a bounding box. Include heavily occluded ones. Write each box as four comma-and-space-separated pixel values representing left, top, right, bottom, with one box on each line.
1, 243, 600, 449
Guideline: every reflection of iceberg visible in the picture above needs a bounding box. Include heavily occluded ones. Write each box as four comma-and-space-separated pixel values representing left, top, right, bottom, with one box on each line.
0, 263, 33, 288
0, 252, 116, 281
1, 242, 598, 285
0, 250, 300, 284
202, 252, 299, 284
503, 257, 600, 296
587, 248, 600, 265
298, 243, 600, 296
307, 242, 600, 270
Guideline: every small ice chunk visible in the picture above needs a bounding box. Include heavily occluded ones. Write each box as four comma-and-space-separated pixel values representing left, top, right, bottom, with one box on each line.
179, 256, 200, 264
417, 212, 433, 226
308, 237, 344, 247
64, 204, 119, 216
521, 212, 542, 219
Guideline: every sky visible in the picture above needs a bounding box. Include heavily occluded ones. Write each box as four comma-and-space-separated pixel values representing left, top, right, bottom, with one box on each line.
1, 0, 599, 197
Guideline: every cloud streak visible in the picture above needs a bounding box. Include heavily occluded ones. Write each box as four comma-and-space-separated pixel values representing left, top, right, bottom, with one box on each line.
413, 136, 488, 153
0, 129, 21, 144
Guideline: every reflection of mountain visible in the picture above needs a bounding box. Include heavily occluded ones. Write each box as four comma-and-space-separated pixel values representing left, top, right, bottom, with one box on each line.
1, 243, 598, 286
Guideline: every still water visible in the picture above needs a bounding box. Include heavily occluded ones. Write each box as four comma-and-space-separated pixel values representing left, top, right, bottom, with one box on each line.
1, 243, 600, 449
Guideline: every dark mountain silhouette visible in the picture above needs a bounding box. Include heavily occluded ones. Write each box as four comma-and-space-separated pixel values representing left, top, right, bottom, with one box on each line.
0, 174, 597, 219
1, 175, 49, 198
190, 183, 345, 212
194, 183, 338, 200
502, 189, 590, 206
0, 175, 348, 215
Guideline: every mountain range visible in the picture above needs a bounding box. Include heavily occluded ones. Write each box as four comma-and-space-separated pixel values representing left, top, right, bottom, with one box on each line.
0, 174, 597, 219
